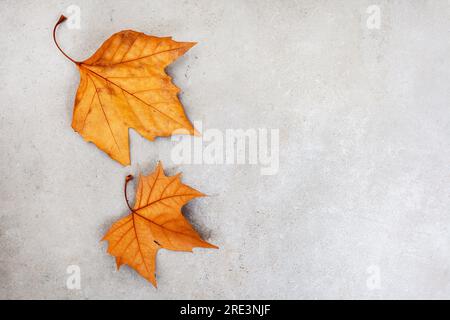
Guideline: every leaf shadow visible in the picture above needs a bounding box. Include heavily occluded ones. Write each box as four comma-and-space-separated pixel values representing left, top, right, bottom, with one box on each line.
181, 202, 215, 244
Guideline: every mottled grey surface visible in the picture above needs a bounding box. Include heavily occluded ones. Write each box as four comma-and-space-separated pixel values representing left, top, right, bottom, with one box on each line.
1, 0, 450, 299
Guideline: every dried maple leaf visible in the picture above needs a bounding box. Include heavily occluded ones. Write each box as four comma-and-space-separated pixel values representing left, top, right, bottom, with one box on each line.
102, 162, 217, 286
53, 15, 197, 165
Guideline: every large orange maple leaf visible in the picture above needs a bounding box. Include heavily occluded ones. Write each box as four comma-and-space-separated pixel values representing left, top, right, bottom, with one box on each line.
53, 16, 197, 165
102, 162, 217, 286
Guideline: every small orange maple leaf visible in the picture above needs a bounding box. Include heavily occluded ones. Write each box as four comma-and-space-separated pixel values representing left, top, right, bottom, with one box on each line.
102, 162, 217, 286
53, 15, 197, 165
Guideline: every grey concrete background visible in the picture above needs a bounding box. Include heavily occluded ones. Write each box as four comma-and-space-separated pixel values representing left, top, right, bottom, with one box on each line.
1, 0, 450, 299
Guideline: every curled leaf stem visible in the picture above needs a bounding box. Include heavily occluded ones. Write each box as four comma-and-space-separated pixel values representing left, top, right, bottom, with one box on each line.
124, 175, 135, 212
53, 15, 80, 65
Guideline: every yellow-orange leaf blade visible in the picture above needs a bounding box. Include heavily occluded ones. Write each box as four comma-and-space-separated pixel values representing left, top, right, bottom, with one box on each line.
72, 31, 197, 165
102, 162, 217, 286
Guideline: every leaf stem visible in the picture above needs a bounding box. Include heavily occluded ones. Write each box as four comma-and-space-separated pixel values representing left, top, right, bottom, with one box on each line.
53, 15, 80, 65
124, 175, 135, 212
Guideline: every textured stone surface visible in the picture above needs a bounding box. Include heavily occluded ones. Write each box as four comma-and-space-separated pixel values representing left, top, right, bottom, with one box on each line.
1, 0, 449, 299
